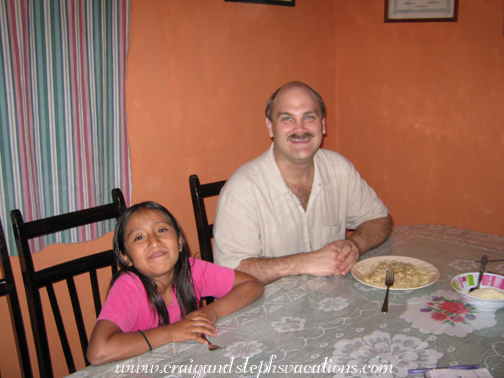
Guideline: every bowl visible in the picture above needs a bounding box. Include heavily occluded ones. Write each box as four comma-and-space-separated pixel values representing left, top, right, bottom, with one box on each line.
451, 272, 504, 312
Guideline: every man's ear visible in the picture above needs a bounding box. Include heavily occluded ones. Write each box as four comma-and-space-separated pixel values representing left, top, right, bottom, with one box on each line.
266, 117, 274, 139
322, 118, 326, 135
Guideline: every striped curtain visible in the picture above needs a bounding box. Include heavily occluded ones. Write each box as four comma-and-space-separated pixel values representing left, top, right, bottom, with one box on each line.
0, 0, 132, 255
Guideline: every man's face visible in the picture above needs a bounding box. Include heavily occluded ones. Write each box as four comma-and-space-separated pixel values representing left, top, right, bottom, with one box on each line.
266, 85, 326, 167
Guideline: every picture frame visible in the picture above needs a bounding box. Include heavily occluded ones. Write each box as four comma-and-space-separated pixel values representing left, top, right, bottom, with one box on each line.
385, 0, 458, 23
225, 0, 295, 6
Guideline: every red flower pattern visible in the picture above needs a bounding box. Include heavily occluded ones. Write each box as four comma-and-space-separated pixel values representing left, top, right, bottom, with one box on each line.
431, 312, 447, 321
421, 296, 476, 326
439, 301, 469, 315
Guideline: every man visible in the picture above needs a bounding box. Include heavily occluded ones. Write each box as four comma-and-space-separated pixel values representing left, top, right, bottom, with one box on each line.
213, 81, 392, 285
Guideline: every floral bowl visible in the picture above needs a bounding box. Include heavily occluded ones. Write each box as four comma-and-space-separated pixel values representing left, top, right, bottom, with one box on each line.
451, 272, 504, 312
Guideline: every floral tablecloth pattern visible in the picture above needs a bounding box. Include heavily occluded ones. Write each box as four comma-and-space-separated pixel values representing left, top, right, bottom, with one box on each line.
67, 225, 504, 378
400, 290, 497, 337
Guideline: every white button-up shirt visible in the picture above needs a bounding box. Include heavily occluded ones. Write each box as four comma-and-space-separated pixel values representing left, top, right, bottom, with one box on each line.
213, 144, 389, 269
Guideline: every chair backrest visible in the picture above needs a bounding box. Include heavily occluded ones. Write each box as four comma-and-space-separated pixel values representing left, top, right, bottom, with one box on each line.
10, 188, 127, 378
0, 218, 33, 378
189, 175, 226, 264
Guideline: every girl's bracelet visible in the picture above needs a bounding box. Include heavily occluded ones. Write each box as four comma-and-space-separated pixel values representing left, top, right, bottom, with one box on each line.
138, 329, 152, 351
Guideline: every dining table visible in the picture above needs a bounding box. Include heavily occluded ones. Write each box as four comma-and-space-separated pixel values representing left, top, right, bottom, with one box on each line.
67, 225, 504, 377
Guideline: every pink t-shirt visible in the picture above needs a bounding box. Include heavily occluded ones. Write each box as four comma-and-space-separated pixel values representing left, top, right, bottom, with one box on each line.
97, 257, 235, 331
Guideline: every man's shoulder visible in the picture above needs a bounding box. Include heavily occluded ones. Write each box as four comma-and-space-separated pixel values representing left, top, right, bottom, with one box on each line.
224, 148, 271, 190
316, 148, 351, 163
315, 148, 354, 170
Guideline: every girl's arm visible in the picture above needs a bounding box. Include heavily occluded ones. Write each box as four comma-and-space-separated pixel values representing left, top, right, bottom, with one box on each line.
187, 270, 264, 325
87, 315, 217, 365
87, 271, 263, 365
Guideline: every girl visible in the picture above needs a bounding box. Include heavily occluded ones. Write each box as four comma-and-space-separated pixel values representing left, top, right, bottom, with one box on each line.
87, 202, 264, 365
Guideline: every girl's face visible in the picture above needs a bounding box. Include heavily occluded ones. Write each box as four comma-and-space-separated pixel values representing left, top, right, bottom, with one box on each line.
122, 209, 182, 284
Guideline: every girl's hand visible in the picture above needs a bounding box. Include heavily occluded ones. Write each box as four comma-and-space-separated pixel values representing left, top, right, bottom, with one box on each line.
165, 314, 217, 344
187, 306, 219, 325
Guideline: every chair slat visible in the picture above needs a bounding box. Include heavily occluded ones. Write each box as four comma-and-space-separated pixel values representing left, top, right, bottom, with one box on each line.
66, 277, 90, 365
89, 269, 102, 318
47, 283, 76, 373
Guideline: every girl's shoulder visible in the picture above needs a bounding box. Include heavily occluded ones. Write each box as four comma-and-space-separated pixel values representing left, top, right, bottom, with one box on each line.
188, 257, 206, 274
188, 258, 235, 299
111, 271, 143, 290
188, 257, 235, 280
189, 257, 228, 272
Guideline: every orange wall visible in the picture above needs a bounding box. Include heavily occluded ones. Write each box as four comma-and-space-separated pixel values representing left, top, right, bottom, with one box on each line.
331, 0, 504, 236
2, 0, 504, 377
125, 0, 336, 250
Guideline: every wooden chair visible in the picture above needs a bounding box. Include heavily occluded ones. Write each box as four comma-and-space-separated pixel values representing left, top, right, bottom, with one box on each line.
189, 175, 226, 305
10, 188, 127, 378
189, 175, 226, 264
0, 218, 33, 378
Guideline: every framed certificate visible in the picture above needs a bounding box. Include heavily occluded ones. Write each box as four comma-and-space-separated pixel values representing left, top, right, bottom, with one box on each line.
385, 0, 458, 22
225, 0, 295, 6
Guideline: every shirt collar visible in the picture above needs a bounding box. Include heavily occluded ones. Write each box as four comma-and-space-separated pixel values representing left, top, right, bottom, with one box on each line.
264, 143, 325, 198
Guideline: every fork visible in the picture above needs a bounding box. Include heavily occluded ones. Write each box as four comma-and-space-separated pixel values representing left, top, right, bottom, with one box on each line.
469, 254, 488, 292
381, 269, 394, 313
202, 334, 222, 351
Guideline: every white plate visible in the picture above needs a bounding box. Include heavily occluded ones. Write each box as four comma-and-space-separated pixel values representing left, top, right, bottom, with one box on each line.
351, 256, 440, 290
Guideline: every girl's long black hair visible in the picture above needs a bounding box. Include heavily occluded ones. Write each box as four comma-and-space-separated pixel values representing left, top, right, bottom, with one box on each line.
110, 201, 199, 326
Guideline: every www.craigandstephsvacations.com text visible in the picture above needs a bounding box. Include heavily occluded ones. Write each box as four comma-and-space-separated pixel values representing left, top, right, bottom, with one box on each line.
114, 356, 393, 377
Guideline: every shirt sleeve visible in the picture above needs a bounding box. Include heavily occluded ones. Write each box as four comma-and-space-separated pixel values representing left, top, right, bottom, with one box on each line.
343, 160, 389, 229
213, 184, 263, 269
190, 257, 235, 298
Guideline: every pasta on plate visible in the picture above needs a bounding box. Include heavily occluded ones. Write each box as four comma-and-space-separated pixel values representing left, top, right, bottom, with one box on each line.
363, 260, 432, 289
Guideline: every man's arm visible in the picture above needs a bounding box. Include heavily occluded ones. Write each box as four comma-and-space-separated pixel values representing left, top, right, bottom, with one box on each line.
236, 215, 392, 285
236, 243, 344, 285
348, 215, 393, 254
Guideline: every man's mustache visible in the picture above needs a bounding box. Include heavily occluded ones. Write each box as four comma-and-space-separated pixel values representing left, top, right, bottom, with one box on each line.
287, 132, 315, 141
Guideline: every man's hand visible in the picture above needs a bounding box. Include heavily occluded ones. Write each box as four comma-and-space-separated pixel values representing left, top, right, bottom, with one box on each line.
331, 239, 360, 276
302, 239, 359, 277
301, 243, 343, 276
